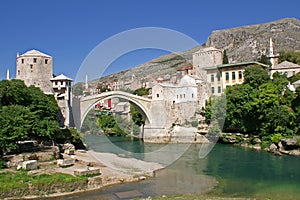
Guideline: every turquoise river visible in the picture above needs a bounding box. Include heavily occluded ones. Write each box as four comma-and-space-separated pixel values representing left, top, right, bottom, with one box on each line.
50, 135, 300, 200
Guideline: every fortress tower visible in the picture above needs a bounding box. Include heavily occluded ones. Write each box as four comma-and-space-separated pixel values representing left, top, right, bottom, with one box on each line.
192, 47, 223, 80
16, 49, 53, 94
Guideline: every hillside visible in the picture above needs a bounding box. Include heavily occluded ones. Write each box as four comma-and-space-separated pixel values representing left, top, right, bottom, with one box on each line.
94, 18, 300, 86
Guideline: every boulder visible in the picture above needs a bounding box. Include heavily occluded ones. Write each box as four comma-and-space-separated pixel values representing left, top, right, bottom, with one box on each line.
281, 138, 298, 150
269, 143, 278, 152
57, 159, 75, 167
63, 143, 75, 155
22, 160, 38, 170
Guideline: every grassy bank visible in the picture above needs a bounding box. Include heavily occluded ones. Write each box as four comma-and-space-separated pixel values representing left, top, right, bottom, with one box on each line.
0, 171, 89, 198
136, 194, 254, 200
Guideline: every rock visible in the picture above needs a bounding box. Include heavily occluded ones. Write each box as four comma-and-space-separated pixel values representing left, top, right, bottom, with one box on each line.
269, 143, 278, 152
289, 150, 300, 156
64, 149, 75, 155
252, 144, 261, 150
253, 138, 262, 144
139, 176, 146, 180
281, 138, 298, 150
63, 143, 75, 155
17, 164, 22, 170
22, 160, 38, 170
74, 167, 101, 176
57, 158, 75, 167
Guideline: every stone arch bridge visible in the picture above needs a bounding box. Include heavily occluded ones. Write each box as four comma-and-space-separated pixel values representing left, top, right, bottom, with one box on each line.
72, 91, 168, 140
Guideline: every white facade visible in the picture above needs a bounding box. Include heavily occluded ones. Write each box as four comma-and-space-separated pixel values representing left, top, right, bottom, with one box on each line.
50, 74, 73, 127
152, 75, 198, 104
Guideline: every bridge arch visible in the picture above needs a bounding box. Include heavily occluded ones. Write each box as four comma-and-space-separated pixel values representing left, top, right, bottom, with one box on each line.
78, 91, 152, 130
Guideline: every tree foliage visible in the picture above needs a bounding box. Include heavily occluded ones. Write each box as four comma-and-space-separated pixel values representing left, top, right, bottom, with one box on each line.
0, 80, 61, 155
278, 51, 300, 65
222, 50, 229, 64
206, 65, 300, 142
244, 65, 269, 89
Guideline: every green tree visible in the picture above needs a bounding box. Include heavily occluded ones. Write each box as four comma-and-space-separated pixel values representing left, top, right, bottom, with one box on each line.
258, 54, 271, 66
0, 106, 33, 155
244, 65, 269, 88
278, 51, 300, 65
222, 50, 229, 64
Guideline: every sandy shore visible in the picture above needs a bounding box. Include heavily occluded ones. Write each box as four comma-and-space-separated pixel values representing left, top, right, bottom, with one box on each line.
21, 149, 164, 199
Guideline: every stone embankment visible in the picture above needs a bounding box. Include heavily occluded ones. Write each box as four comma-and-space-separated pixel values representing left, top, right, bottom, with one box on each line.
218, 133, 300, 156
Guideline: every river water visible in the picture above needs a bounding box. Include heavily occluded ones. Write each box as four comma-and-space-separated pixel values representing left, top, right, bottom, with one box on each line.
52, 135, 300, 200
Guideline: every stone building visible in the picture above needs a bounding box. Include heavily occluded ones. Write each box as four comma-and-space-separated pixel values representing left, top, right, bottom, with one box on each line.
151, 75, 204, 126
50, 74, 73, 127
191, 47, 223, 79
16, 49, 53, 94
270, 61, 300, 78
15, 49, 73, 127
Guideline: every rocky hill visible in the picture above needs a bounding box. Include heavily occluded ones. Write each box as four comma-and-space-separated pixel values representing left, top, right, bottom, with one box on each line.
95, 18, 300, 85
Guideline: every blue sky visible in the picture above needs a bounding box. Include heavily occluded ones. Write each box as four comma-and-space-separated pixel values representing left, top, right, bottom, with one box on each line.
0, 0, 299, 82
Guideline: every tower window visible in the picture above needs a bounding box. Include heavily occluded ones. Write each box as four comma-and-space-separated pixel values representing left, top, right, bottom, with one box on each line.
33, 58, 37, 63
18, 70, 20, 75
45, 59, 48, 64
30, 64, 33, 69
21, 59, 24, 64
192, 93, 194, 98
156, 94, 159, 98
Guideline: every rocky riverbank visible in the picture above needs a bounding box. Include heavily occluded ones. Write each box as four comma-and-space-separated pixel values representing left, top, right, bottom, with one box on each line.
218, 133, 300, 156
1, 147, 163, 199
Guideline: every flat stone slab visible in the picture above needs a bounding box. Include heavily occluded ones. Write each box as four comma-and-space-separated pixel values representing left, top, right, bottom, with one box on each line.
115, 190, 143, 199
22, 160, 38, 170
74, 167, 101, 176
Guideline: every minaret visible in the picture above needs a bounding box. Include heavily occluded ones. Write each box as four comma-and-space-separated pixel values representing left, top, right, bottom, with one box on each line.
268, 38, 279, 69
85, 74, 88, 90
6, 69, 10, 80
268, 38, 279, 79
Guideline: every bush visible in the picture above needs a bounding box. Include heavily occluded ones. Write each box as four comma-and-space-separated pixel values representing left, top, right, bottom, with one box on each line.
271, 133, 283, 144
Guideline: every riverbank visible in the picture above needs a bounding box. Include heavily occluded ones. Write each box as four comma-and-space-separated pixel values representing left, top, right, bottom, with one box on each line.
1, 149, 163, 199
218, 133, 300, 156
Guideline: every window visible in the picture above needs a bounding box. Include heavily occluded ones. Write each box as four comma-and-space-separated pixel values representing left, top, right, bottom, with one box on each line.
293, 71, 296, 76
211, 87, 215, 94
21, 59, 24, 64
180, 94, 182, 98
30, 64, 33, 69
18, 70, 20, 75
211, 74, 214, 82
225, 72, 229, 81
218, 86, 221, 93
156, 94, 159, 98
177, 95, 178, 99
183, 94, 185, 98
238, 71, 243, 79
217, 74, 220, 82
45, 59, 48, 64
33, 58, 37, 63
192, 93, 194, 98
232, 72, 236, 80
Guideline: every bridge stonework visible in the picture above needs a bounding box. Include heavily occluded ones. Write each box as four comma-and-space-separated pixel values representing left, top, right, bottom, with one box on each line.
72, 91, 171, 140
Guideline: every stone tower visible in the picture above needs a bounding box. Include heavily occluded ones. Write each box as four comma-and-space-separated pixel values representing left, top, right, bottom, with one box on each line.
16, 49, 53, 94
192, 47, 223, 80
50, 74, 73, 127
